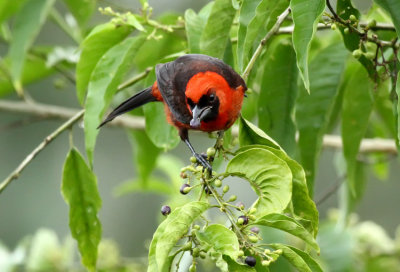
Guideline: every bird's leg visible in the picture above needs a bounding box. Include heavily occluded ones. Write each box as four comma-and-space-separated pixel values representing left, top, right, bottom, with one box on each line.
179, 128, 212, 172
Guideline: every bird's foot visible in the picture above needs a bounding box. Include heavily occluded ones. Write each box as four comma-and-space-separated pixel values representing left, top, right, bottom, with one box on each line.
194, 152, 212, 173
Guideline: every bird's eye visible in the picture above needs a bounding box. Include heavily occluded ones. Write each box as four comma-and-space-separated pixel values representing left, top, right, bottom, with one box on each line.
209, 94, 215, 101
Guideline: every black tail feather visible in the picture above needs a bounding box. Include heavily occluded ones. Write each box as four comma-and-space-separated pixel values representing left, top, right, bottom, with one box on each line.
98, 87, 156, 128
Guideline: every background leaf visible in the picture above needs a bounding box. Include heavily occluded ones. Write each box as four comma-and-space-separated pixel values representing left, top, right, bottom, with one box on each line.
7, 0, 55, 93
184, 3, 213, 54
239, 116, 281, 150
61, 148, 102, 271
227, 148, 292, 216
270, 244, 322, 272
290, 0, 325, 93
295, 41, 348, 195
237, 0, 289, 71
254, 213, 319, 251
129, 130, 161, 183
397, 71, 400, 147
84, 36, 145, 164
258, 38, 298, 155
374, 0, 400, 38
0, 1, 26, 24
200, 0, 235, 58
76, 22, 132, 104
63, 0, 96, 28
341, 63, 374, 195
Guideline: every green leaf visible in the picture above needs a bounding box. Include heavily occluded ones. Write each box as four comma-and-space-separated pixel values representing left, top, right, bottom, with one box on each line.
397, 71, 400, 147
61, 148, 102, 271
341, 63, 374, 195
290, 0, 325, 93
258, 38, 298, 155
295, 42, 348, 195
143, 102, 180, 150
374, 0, 400, 38
84, 36, 145, 164
76, 22, 132, 104
0, 55, 54, 97
148, 201, 209, 272
238, 116, 281, 150
336, 0, 375, 77
63, 0, 96, 27
7, 0, 55, 94
196, 224, 240, 260
0, 0, 26, 24
200, 0, 236, 58
227, 148, 292, 216
269, 244, 323, 272
255, 213, 319, 252
184, 3, 213, 54
236, 145, 318, 236
129, 130, 161, 183
237, 0, 289, 71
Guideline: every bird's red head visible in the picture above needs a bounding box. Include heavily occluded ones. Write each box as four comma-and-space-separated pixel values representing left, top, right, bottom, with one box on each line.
185, 71, 245, 132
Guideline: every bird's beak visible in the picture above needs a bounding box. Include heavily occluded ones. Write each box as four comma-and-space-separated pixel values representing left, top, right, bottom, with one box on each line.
190, 105, 201, 128
190, 105, 211, 128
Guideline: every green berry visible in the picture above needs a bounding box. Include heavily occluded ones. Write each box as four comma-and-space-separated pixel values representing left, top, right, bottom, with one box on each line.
193, 225, 200, 230
228, 195, 237, 202
262, 260, 271, 266
238, 215, 249, 225
182, 241, 192, 251
249, 235, 258, 243
275, 249, 283, 255
365, 52, 375, 60
196, 165, 203, 172
192, 248, 200, 257
349, 14, 357, 21
249, 207, 257, 214
238, 250, 244, 257
237, 217, 245, 225
223, 185, 230, 193
344, 27, 350, 34
190, 156, 197, 163
214, 179, 222, 187
368, 19, 377, 28
207, 147, 216, 157
180, 184, 191, 195
249, 215, 256, 221
189, 264, 196, 272
200, 251, 207, 259
264, 249, 271, 254
331, 23, 337, 30
352, 49, 362, 59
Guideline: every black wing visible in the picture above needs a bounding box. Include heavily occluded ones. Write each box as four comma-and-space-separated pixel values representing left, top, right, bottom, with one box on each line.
155, 54, 246, 125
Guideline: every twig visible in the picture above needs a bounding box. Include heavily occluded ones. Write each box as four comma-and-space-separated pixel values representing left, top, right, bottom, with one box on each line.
242, 7, 291, 80
118, 67, 153, 91
315, 175, 346, 206
0, 110, 84, 193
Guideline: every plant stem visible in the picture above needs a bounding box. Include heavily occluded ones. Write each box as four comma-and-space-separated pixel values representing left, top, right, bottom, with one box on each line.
118, 67, 153, 91
242, 7, 291, 81
0, 109, 84, 193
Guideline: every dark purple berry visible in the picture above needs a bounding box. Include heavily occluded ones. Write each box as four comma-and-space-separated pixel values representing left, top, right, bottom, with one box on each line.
245, 256, 256, 267
180, 184, 191, 195
203, 185, 212, 195
250, 226, 260, 234
161, 205, 171, 216
238, 215, 249, 225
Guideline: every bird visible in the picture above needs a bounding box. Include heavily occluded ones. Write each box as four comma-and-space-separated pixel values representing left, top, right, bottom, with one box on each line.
99, 54, 247, 170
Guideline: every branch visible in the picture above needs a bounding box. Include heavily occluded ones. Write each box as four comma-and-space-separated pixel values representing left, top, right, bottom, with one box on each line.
242, 7, 291, 80
0, 100, 397, 155
0, 109, 84, 193
0, 100, 145, 129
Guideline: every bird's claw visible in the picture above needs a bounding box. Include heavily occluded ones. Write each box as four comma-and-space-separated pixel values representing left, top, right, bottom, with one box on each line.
194, 153, 212, 173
